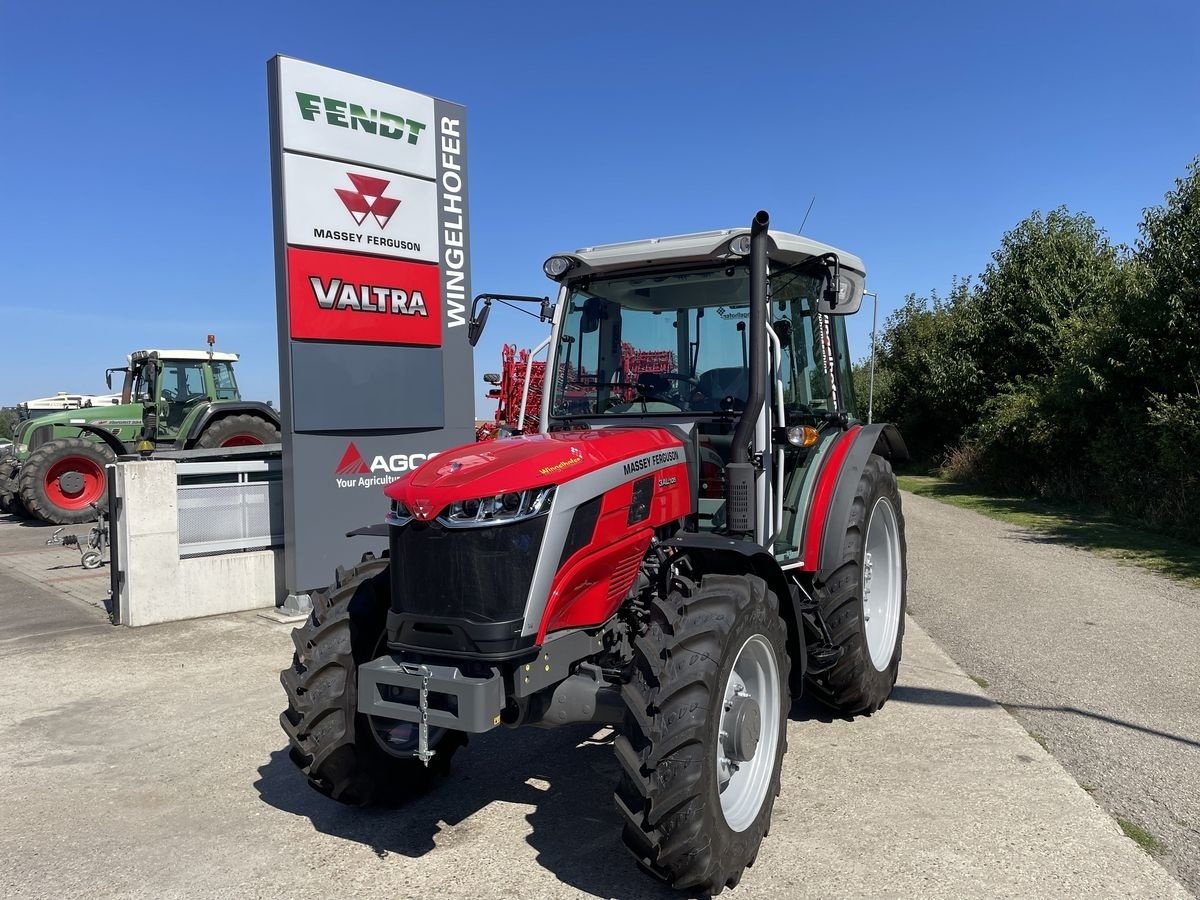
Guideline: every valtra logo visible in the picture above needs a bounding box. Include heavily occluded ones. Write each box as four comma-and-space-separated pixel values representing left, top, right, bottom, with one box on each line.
287, 247, 442, 346
335, 173, 400, 229
335, 442, 437, 489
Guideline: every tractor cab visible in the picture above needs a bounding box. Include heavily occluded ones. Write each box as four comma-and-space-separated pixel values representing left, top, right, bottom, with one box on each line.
539, 224, 866, 559
122, 349, 244, 443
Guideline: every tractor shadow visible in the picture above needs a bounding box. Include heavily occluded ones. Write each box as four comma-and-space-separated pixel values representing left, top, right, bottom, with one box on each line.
254, 725, 681, 900
0, 511, 55, 528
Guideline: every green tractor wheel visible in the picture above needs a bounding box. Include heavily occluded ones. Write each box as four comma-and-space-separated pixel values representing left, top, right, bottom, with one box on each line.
18, 438, 115, 525
196, 414, 280, 449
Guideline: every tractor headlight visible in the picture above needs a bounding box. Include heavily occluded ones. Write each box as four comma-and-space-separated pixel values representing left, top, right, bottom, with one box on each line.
387, 499, 414, 527
729, 234, 752, 256
16, 443, 28, 455
543, 256, 576, 279
440, 486, 555, 528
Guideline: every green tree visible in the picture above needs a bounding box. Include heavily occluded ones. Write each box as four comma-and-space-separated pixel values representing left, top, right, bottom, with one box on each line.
0, 408, 17, 443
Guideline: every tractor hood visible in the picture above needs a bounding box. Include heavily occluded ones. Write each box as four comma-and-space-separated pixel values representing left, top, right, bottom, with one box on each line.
384, 428, 685, 519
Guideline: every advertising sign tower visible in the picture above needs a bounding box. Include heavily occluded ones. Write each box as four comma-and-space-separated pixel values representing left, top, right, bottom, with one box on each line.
268, 56, 474, 592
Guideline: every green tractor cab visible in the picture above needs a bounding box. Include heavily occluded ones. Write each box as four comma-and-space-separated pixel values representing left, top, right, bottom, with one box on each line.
0, 348, 280, 525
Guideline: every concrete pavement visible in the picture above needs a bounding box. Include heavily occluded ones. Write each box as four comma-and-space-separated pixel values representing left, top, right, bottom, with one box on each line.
0, 513, 1186, 899
903, 491, 1200, 894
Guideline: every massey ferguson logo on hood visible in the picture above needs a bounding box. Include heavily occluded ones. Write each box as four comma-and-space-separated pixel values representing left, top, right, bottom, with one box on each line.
335, 442, 437, 489
287, 247, 442, 346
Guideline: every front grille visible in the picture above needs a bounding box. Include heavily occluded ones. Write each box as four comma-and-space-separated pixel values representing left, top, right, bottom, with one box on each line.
28, 425, 52, 452
389, 516, 546, 624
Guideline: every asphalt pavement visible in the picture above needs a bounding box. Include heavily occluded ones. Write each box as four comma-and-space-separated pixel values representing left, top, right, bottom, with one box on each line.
0, 509, 1188, 899
905, 491, 1200, 894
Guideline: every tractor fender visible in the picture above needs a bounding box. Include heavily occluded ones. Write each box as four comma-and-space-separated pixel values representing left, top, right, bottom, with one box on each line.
814, 423, 908, 583
69, 423, 129, 457
181, 402, 280, 447
660, 532, 807, 681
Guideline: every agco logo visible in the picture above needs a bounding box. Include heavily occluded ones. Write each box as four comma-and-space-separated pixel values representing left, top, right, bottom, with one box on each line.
335, 442, 437, 490
335, 173, 400, 229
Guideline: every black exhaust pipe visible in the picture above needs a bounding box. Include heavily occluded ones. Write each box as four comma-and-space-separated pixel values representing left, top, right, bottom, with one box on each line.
725, 210, 769, 534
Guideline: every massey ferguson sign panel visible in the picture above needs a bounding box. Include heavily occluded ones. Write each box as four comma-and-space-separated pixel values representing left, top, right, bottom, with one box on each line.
269, 56, 475, 593
283, 153, 438, 263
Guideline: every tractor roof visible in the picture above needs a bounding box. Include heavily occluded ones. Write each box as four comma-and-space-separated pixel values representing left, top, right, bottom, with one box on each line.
128, 349, 240, 363
553, 228, 866, 281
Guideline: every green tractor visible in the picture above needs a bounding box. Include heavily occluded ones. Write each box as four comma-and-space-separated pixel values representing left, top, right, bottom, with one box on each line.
0, 349, 280, 525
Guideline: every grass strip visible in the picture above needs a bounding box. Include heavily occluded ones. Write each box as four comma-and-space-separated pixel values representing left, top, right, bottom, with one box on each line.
897, 475, 1200, 588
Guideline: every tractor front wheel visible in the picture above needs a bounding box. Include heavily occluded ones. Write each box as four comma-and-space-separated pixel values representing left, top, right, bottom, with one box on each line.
18, 439, 115, 525
615, 573, 790, 894
806, 452, 907, 715
280, 557, 465, 805
0, 455, 22, 515
196, 414, 280, 449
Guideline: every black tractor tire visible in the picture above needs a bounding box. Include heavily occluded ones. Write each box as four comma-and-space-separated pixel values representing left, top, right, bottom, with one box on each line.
615, 573, 790, 895
18, 438, 115, 525
195, 414, 280, 449
806, 453, 907, 716
0, 455, 20, 514
280, 557, 465, 805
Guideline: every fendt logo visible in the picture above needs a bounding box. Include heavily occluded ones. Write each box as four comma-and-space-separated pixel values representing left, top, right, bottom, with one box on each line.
295, 92, 426, 145
335, 442, 436, 489
335, 173, 400, 229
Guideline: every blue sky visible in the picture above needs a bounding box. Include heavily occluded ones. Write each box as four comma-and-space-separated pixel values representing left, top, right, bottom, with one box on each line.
2, 0, 1197, 417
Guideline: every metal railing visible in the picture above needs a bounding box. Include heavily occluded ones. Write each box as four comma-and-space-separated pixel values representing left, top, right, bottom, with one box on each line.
177, 458, 283, 557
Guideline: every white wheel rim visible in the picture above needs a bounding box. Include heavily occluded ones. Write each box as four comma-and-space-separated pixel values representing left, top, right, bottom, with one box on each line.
863, 496, 902, 671
716, 633, 781, 833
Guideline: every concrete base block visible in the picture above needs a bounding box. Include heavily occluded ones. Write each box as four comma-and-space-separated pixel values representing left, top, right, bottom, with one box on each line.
282, 592, 312, 614
257, 608, 309, 624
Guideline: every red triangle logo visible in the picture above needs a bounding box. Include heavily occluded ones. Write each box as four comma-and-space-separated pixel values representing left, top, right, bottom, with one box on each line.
336, 442, 370, 475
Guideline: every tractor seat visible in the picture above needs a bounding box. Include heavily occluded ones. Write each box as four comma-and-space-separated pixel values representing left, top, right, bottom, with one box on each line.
693, 367, 749, 411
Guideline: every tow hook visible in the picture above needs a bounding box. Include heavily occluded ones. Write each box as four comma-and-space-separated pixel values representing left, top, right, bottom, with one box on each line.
400, 662, 436, 766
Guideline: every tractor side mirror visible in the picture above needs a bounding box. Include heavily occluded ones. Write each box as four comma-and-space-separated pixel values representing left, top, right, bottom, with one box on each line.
468, 300, 491, 347
482, 373, 501, 384
581, 296, 608, 334
813, 254, 864, 316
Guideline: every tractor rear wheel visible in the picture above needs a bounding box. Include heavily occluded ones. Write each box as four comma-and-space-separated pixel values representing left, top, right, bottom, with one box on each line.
806, 453, 907, 715
280, 557, 465, 805
18, 438, 115, 525
615, 573, 790, 894
196, 414, 280, 449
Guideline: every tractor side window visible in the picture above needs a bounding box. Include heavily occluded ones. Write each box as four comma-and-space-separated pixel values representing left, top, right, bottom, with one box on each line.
769, 274, 834, 416
134, 364, 155, 403
832, 319, 858, 419
162, 363, 206, 402
212, 362, 238, 400
157, 362, 207, 433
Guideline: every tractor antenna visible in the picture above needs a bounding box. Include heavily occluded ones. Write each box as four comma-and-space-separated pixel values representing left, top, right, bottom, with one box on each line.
798, 195, 816, 234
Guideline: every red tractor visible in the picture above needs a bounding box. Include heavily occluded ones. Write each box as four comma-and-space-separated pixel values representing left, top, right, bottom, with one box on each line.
281, 212, 908, 894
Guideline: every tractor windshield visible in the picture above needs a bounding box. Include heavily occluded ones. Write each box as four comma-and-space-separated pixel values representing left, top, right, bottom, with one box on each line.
550, 264, 839, 418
